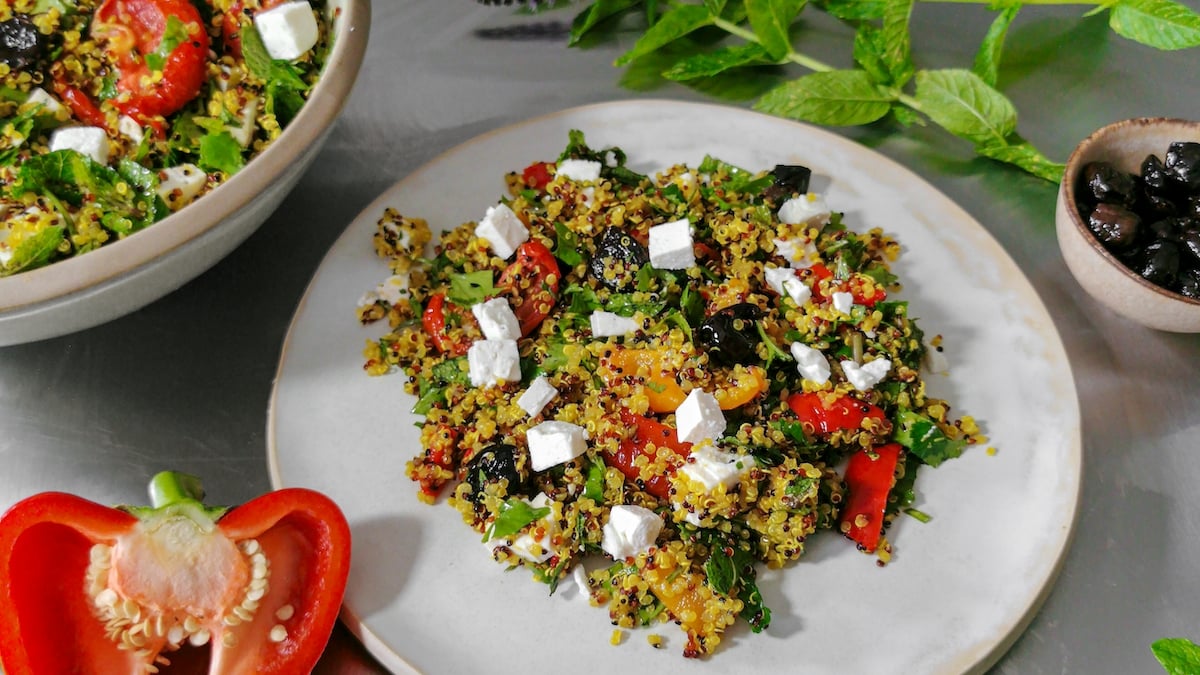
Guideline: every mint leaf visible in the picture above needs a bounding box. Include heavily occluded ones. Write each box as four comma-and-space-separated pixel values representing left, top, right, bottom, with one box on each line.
447, 270, 495, 306
818, 0, 885, 20
663, 42, 771, 81
144, 15, 189, 72
2, 225, 65, 275
486, 499, 552, 542
614, 4, 714, 66
977, 141, 1066, 183
1109, 0, 1200, 50
1152, 638, 1200, 675
570, 0, 641, 45
881, 0, 915, 87
553, 222, 584, 267
0, 105, 39, 166
973, 4, 1020, 87
913, 69, 1016, 147
893, 410, 965, 467
852, 24, 891, 85
241, 21, 274, 80
746, 0, 807, 60
756, 70, 896, 126
583, 457, 606, 501
198, 132, 245, 174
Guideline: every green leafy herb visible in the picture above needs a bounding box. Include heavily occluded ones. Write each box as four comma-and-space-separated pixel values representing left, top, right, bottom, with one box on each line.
746, 0, 806, 60
911, 69, 1015, 148
664, 43, 770, 81
0, 106, 40, 166
554, 221, 584, 266
1, 226, 65, 276
613, 4, 713, 66
757, 70, 896, 126
569, 0, 642, 46
1109, 0, 1200, 50
1152, 637, 1200, 675
448, 270, 496, 306
973, 4, 1020, 87
486, 499, 552, 542
431, 357, 471, 385
198, 132, 245, 174
583, 457, 606, 501
144, 15, 189, 71
893, 409, 965, 467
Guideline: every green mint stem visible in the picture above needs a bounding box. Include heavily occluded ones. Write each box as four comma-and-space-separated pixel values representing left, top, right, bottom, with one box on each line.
148, 471, 206, 508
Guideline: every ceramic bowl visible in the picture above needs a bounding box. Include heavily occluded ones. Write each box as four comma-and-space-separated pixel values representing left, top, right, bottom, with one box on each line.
0, 0, 370, 347
1056, 117, 1200, 332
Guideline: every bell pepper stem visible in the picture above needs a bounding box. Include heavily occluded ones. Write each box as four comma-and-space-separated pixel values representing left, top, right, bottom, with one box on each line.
148, 471, 206, 508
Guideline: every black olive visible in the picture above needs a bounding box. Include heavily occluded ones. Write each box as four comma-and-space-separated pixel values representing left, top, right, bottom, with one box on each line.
763, 164, 812, 203
1187, 195, 1200, 219
1142, 194, 1178, 221
463, 443, 530, 501
1080, 162, 1137, 207
588, 228, 648, 291
1134, 240, 1181, 287
1177, 268, 1200, 299
695, 303, 762, 366
1165, 142, 1200, 191
1180, 228, 1200, 264
1147, 216, 1192, 242
0, 16, 45, 73
1140, 154, 1175, 198
1088, 203, 1140, 249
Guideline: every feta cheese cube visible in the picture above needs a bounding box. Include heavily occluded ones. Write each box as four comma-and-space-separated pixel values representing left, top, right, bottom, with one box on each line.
778, 193, 832, 227
155, 164, 207, 209
467, 339, 521, 388
924, 336, 949, 374
790, 342, 830, 384
557, 159, 602, 183
601, 505, 663, 560
254, 1, 319, 61
680, 445, 748, 491
375, 273, 411, 305
472, 297, 521, 340
526, 420, 588, 472
228, 97, 258, 148
117, 115, 144, 146
773, 236, 818, 269
831, 291, 854, 315
474, 203, 528, 259
49, 126, 109, 165
675, 389, 725, 445
517, 375, 558, 417
590, 311, 638, 338
487, 493, 559, 563
25, 88, 63, 116
648, 218, 695, 269
842, 358, 892, 392
764, 266, 812, 305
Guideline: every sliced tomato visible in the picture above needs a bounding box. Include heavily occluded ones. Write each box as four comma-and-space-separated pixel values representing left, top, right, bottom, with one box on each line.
92, 0, 210, 122
841, 443, 903, 552
497, 241, 560, 336
603, 410, 692, 500
520, 161, 554, 191
787, 392, 886, 435
421, 293, 477, 356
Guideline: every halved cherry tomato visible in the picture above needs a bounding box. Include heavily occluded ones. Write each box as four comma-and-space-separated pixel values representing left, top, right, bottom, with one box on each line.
92, 0, 210, 122
520, 161, 555, 191
787, 392, 886, 435
421, 293, 477, 356
841, 443, 903, 552
497, 241, 560, 336
221, 0, 288, 57
603, 410, 692, 500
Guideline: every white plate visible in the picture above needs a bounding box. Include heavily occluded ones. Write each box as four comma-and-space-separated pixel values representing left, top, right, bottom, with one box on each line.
268, 100, 1081, 675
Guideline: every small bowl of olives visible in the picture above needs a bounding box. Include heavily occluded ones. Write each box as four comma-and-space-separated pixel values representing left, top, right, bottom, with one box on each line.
1056, 117, 1200, 332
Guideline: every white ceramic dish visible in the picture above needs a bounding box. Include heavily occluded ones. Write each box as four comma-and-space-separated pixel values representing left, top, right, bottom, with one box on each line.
269, 100, 1082, 675
0, 0, 370, 347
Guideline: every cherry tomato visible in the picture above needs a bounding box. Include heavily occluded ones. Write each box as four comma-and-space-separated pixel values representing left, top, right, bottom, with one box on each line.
521, 161, 554, 191
786, 392, 886, 435
841, 443, 903, 552
497, 241, 560, 336
421, 292, 477, 356
603, 410, 692, 500
92, 0, 210, 122
221, 0, 287, 57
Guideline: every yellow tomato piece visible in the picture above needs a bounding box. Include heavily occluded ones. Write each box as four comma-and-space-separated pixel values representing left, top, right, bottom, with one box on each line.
605, 349, 686, 413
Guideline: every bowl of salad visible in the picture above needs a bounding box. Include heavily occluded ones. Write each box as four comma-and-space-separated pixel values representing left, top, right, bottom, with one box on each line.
0, 0, 369, 345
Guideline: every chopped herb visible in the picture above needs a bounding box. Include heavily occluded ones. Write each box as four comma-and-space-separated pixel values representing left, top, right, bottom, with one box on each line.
893, 410, 965, 467
485, 498, 552, 542
554, 221, 584, 266
447, 270, 495, 306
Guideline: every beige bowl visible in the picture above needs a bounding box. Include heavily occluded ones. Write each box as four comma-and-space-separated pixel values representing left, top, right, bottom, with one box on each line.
0, 0, 370, 346
1056, 117, 1200, 332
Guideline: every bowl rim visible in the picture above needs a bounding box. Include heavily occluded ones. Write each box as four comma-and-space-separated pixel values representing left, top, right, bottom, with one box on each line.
0, 0, 371, 313
1061, 116, 1200, 308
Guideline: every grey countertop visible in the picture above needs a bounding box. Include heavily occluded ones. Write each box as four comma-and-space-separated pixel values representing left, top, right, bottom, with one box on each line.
3, 1, 1199, 673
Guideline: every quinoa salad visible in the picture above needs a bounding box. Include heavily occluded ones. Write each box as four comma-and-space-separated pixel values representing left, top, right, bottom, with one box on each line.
356, 131, 985, 658
0, 0, 333, 275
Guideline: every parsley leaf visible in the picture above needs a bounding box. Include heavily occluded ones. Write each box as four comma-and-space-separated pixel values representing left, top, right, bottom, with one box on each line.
553, 221, 584, 266
486, 498, 552, 542
447, 270, 495, 306
893, 410, 965, 467
198, 132, 245, 174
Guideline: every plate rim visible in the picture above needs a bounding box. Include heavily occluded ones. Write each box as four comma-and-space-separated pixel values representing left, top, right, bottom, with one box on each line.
267, 98, 1084, 675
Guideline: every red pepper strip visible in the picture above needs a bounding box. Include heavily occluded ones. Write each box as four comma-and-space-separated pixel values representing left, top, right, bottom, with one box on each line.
93, 0, 211, 122
603, 410, 693, 500
787, 391, 886, 435
0, 472, 350, 675
497, 240, 560, 336
52, 81, 109, 128
422, 292, 476, 356
414, 424, 460, 500
802, 263, 886, 307
520, 161, 554, 191
841, 443, 903, 552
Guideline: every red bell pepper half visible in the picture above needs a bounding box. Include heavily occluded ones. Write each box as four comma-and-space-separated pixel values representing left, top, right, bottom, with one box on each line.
422, 292, 477, 356
786, 391, 887, 435
840, 443, 903, 553
603, 410, 693, 500
0, 472, 351, 674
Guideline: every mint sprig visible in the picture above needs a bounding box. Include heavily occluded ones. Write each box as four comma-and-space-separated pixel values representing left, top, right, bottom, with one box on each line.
1152, 637, 1200, 675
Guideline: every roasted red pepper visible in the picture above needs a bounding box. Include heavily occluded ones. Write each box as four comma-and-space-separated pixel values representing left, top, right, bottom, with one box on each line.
803, 263, 887, 307
787, 392, 887, 435
0, 472, 350, 674
497, 240, 560, 336
603, 410, 693, 500
422, 292, 477, 355
520, 161, 555, 191
840, 443, 903, 552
